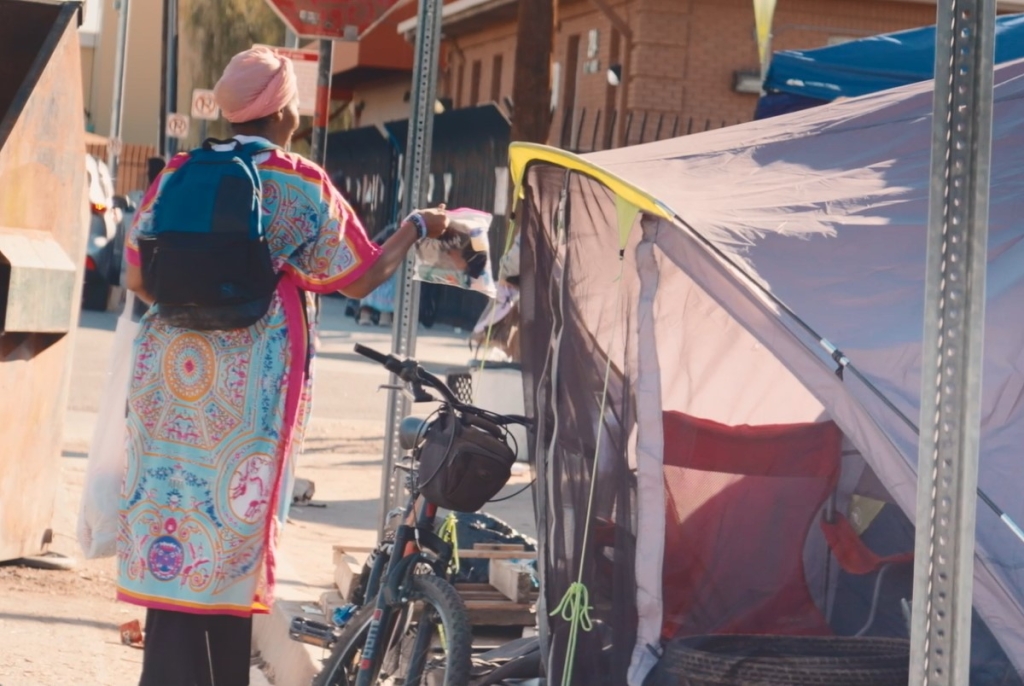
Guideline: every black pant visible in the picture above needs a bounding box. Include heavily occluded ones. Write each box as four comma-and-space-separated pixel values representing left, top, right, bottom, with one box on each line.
139, 609, 252, 686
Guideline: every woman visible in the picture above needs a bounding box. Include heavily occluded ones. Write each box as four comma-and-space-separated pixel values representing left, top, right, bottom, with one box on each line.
120, 46, 448, 686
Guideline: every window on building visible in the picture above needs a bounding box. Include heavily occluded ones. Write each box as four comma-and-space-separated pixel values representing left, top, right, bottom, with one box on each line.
560, 35, 581, 149
603, 28, 621, 149
491, 54, 504, 103
470, 60, 482, 106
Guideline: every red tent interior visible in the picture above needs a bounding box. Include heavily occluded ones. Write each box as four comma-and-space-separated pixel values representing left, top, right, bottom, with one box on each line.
660, 411, 911, 640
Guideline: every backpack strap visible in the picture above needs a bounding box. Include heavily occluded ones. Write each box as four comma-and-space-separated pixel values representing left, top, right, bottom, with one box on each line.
239, 140, 281, 157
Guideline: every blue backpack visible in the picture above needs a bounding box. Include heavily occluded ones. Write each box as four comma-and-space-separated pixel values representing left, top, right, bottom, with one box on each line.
139, 138, 280, 330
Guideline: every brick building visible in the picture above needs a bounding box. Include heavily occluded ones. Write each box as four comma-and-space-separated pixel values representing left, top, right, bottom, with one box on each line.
400, 0, 1018, 151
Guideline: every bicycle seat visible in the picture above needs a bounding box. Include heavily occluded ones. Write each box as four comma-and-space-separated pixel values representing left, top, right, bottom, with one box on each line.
400, 416, 430, 450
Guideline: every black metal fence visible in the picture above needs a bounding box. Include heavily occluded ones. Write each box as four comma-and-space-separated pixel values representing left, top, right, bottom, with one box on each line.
325, 105, 511, 330
559, 107, 744, 153
325, 126, 401, 239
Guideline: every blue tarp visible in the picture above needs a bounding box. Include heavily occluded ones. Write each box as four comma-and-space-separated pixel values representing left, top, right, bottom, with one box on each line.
757, 13, 1024, 117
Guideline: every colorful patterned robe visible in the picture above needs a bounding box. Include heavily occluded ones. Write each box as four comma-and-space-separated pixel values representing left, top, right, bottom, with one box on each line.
119, 137, 380, 616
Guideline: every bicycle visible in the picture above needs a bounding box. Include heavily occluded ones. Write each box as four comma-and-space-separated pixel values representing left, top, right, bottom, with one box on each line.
305, 343, 529, 686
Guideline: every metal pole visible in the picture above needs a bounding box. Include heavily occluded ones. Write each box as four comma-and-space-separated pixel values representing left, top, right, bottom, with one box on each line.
377, 0, 444, 539
908, 0, 996, 684
159, 0, 169, 155
161, 0, 179, 158
108, 0, 131, 180
310, 39, 334, 167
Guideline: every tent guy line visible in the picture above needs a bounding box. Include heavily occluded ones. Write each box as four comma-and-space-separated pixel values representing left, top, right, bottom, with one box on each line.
666, 208, 1024, 547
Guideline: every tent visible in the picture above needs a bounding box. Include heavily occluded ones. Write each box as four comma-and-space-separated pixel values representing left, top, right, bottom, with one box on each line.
756, 13, 1024, 118
509, 57, 1024, 685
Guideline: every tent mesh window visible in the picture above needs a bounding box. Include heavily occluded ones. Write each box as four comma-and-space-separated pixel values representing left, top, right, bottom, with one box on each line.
660, 412, 844, 639
519, 164, 639, 685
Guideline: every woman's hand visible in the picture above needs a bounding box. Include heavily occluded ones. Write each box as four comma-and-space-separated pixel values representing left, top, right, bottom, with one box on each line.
339, 205, 447, 299
416, 204, 449, 238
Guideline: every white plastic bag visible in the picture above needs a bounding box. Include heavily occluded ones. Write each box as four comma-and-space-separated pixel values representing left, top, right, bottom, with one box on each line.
413, 208, 497, 297
77, 292, 140, 559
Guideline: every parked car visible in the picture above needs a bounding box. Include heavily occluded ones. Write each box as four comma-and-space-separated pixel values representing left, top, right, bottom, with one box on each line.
83, 154, 133, 310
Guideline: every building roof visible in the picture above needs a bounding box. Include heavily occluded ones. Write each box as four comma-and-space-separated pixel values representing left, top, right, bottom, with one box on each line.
397, 0, 517, 39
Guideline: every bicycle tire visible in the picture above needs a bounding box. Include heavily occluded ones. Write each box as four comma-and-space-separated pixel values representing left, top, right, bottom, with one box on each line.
313, 574, 472, 686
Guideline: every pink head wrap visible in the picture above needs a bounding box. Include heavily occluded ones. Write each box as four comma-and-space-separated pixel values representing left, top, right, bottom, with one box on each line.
214, 46, 298, 124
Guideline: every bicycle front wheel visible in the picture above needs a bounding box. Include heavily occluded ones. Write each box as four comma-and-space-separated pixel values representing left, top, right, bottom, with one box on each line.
313, 574, 472, 686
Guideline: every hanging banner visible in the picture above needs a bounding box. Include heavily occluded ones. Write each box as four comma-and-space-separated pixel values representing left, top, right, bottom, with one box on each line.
753, 0, 777, 72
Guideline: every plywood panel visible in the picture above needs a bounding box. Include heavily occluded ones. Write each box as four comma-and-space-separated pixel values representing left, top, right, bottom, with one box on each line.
0, 1, 87, 561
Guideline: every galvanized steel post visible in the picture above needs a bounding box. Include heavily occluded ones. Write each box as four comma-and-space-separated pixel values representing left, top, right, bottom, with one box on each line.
909, 0, 996, 684
377, 0, 444, 539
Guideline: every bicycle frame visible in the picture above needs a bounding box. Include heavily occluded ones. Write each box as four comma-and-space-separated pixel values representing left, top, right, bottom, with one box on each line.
354, 481, 453, 686
347, 342, 530, 686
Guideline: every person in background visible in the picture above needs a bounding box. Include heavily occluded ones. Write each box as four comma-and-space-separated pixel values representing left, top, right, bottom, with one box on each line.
357, 223, 400, 327
146, 156, 166, 187
119, 46, 449, 686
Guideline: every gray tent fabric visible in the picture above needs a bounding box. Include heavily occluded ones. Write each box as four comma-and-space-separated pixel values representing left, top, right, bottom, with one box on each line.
516, 57, 1024, 685
580, 59, 1024, 678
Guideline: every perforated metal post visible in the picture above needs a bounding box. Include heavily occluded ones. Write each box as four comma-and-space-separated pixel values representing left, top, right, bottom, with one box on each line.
908, 1, 995, 684
377, 0, 444, 539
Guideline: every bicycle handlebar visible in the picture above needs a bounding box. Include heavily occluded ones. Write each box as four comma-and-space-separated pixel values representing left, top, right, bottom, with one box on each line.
353, 344, 531, 427
353, 343, 403, 375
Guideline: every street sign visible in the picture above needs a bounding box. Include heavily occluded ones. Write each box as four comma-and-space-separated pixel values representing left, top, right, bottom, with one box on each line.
255, 45, 319, 117
190, 88, 220, 121
263, 0, 401, 40
166, 113, 190, 139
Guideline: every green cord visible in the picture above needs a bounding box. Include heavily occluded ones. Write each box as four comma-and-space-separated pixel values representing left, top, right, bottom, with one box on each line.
438, 512, 460, 574
550, 581, 594, 685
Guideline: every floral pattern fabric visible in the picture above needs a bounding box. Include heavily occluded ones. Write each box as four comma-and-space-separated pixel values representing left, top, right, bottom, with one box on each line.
118, 138, 380, 616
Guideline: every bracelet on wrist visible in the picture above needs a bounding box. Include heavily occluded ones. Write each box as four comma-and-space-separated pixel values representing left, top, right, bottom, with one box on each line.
405, 212, 428, 240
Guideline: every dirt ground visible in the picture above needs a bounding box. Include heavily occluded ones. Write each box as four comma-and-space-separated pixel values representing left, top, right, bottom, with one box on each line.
0, 448, 152, 685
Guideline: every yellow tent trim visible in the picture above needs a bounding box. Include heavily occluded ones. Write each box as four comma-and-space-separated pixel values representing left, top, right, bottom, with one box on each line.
508, 143, 672, 221
614, 194, 640, 251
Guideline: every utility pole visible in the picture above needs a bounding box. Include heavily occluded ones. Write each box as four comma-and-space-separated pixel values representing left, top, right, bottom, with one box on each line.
108, 0, 131, 180
510, 0, 556, 143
